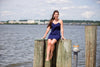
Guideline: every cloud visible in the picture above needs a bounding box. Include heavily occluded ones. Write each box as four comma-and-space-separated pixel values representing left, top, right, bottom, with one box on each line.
0, 11, 16, 16
50, 7, 61, 10
51, 5, 89, 10
46, 0, 72, 4
62, 5, 89, 10
78, 5, 89, 9
96, 0, 100, 4
62, 6, 75, 10
81, 11, 95, 19
60, 12, 65, 17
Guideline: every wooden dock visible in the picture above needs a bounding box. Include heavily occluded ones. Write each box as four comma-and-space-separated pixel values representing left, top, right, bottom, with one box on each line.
33, 26, 97, 67
33, 39, 72, 67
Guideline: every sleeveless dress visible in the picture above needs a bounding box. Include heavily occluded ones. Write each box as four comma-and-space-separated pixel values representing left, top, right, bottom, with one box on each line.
47, 22, 61, 41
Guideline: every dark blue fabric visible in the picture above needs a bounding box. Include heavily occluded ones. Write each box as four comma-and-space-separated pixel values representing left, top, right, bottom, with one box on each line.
47, 22, 61, 41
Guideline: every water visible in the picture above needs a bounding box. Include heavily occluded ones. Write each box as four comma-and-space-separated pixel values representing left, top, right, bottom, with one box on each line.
0, 24, 100, 67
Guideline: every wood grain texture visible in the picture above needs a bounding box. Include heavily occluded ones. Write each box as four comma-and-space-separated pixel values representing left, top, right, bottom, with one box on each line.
33, 39, 72, 67
85, 26, 97, 67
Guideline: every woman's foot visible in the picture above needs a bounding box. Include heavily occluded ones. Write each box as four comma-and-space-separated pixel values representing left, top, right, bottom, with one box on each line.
46, 57, 50, 61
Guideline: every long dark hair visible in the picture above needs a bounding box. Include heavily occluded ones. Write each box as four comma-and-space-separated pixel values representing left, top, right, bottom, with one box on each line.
47, 10, 59, 29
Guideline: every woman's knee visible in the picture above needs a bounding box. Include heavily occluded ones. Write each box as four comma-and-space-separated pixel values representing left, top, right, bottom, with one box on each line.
51, 39, 57, 45
48, 39, 52, 45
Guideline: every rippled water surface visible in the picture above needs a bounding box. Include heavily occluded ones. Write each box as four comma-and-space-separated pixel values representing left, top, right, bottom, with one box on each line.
0, 24, 100, 67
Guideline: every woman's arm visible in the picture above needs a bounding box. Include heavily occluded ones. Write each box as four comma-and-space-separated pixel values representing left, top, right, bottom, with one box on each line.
60, 19, 64, 37
42, 26, 51, 39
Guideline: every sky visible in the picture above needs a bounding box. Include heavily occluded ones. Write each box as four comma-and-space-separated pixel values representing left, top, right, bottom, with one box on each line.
0, 0, 100, 21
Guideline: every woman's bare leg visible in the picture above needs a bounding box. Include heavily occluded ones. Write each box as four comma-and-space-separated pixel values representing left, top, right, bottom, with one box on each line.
49, 39, 57, 60
46, 39, 52, 61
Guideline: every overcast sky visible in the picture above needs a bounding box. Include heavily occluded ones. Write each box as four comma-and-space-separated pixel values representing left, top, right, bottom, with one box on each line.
0, 0, 100, 21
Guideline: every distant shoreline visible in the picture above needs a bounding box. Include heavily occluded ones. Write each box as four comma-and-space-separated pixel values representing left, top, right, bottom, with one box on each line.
0, 20, 100, 25
0, 23, 100, 26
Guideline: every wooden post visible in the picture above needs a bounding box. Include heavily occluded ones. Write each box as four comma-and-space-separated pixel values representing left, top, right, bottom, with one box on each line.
85, 26, 97, 67
33, 39, 72, 67
56, 39, 72, 67
73, 45, 80, 67
33, 39, 46, 67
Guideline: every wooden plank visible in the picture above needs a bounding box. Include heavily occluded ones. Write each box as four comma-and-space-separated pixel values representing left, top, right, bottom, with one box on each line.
56, 39, 72, 67
85, 26, 97, 67
33, 39, 45, 67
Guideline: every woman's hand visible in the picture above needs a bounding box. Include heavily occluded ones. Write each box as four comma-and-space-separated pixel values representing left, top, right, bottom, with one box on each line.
41, 35, 46, 39
61, 36, 66, 40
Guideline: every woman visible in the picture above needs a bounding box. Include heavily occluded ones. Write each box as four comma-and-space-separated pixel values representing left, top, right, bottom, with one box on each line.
41, 10, 65, 61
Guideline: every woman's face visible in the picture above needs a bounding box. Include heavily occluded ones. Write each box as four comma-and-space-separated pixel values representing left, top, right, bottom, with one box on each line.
54, 12, 59, 19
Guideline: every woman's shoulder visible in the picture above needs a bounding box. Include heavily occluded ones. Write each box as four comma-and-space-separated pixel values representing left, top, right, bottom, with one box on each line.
58, 19, 63, 24
59, 19, 63, 21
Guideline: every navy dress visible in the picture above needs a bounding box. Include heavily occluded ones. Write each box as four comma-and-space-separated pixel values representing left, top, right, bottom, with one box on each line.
48, 22, 61, 41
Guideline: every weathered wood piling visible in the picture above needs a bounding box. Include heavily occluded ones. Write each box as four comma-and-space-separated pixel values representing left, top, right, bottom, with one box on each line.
33, 25, 97, 67
33, 39, 45, 67
85, 26, 97, 67
33, 39, 72, 67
